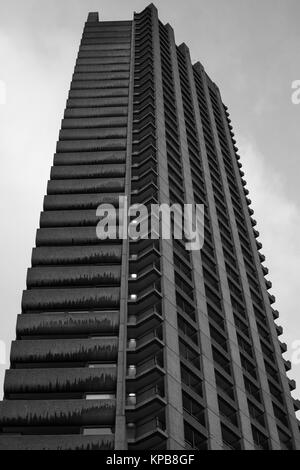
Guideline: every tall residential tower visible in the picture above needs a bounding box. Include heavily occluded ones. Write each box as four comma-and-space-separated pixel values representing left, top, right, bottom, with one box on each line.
0, 4, 299, 450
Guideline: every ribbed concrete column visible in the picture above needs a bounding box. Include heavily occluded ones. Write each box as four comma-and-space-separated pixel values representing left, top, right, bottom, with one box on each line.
167, 32, 223, 450
215, 89, 300, 450
182, 56, 254, 449
150, 4, 185, 450
194, 62, 255, 449
206, 82, 281, 449
114, 19, 135, 450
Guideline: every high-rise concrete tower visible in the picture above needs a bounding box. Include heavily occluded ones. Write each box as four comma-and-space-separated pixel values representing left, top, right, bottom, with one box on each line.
0, 4, 299, 451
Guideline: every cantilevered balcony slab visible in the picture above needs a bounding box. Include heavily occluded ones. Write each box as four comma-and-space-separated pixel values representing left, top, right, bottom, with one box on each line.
61, 115, 128, 127
59, 128, 127, 141
32, 245, 122, 266
64, 105, 128, 118
26, 265, 121, 288
50, 163, 125, 179
21, 286, 120, 312
40, 209, 121, 228
0, 398, 115, 427
56, 138, 126, 153
0, 434, 114, 450
36, 227, 121, 246
4, 365, 117, 396
43, 193, 121, 210
53, 150, 126, 166
47, 177, 124, 194
10, 337, 118, 364
16, 311, 120, 338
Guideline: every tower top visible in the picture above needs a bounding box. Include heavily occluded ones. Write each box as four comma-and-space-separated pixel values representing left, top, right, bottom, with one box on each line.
86, 12, 99, 23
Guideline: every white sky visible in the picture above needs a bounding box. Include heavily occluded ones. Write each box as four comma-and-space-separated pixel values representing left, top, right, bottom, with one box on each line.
0, 0, 299, 404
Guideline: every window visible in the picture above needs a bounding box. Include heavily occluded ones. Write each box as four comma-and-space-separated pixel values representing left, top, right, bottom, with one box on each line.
184, 422, 208, 450
183, 392, 206, 426
181, 365, 203, 396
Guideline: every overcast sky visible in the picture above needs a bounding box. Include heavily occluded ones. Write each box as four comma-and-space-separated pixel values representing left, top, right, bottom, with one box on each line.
0, 0, 299, 404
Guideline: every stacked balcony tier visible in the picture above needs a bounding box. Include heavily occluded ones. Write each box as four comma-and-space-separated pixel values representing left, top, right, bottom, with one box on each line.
0, 18, 132, 450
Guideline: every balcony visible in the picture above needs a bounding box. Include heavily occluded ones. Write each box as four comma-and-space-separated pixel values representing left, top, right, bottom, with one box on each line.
127, 304, 163, 337
132, 137, 156, 158
129, 240, 160, 265
127, 416, 167, 450
127, 282, 162, 315
0, 398, 116, 429
268, 293, 276, 305
43, 193, 121, 211
131, 184, 158, 206
4, 366, 117, 398
265, 279, 272, 290
288, 378, 296, 391
56, 138, 127, 154
51, 162, 126, 180
47, 177, 125, 195
22, 286, 120, 313
127, 328, 164, 363
126, 385, 166, 420
126, 355, 165, 391
256, 241, 263, 250
184, 440, 208, 451
261, 265, 269, 276
131, 169, 157, 191
128, 262, 161, 291
16, 311, 119, 339
64, 105, 128, 119
253, 438, 270, 451
0, 434, 114, 450
283, 359, 291, 372
66, 94, 129, 108
132, 122, 156, 143
53, 149, 126, 166
275, 324, 283, 337
294, 399, 300, 412
10, 337, 118, 365
40, 209, 113, 228
26, 265, 121, 288
33, 244, 122, 267
272, 309, 279, 320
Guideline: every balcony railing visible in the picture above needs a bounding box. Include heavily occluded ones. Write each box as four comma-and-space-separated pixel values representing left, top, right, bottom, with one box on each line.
136, 328, 163, 349
141, 355, 163, 372
126, 385, 164, 406
127, 304, 162, 326
128, 281, 161, 303
135, 417, 166, 438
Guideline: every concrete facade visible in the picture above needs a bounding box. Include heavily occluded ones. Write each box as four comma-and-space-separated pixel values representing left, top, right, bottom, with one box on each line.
0, 4, 299, 451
